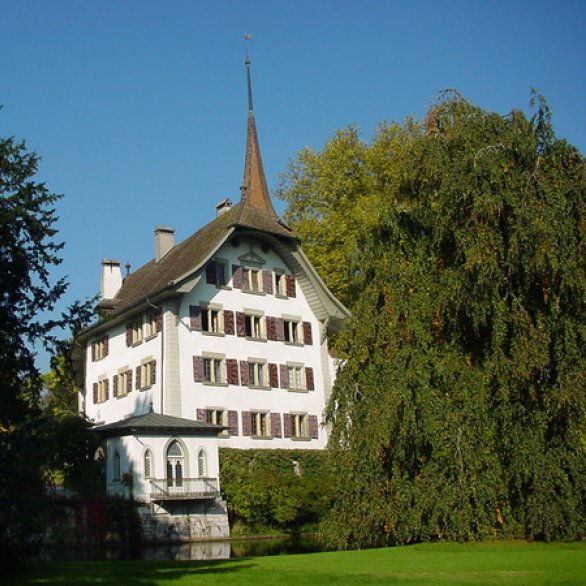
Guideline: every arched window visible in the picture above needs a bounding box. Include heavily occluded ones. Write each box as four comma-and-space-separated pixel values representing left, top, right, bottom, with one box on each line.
144, 449, 153, 479
113, 450, 121, 481
166, 440, 184, 489
197, 448, 207, 478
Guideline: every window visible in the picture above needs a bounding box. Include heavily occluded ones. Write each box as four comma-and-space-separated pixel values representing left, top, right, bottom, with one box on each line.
284, 319, 301, 344
131, 319, 143, 345
215, 261, 228, 287
288, 365, 305, 390
275, 272, 287, 297
166, 441, 184, 489
248, 360, 268, 387
145, 311, 158, 339
251, 412, 270, 437
197, 449, 207, 478
91, 336, 108, 361
243, 267, 262, 292
245, 314, 264, 339
203, 357, 225, 384
291, 414, 309, 439
94, 378, 109, 403
137, 360, 156, 390
144, 449, 153, 479
115, 369, 132, 397
206, 408, 227, 426
202, 307, 222, 334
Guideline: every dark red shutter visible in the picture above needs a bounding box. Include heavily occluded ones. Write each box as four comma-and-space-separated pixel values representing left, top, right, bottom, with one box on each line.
268, 363, 279, 388
283, 414, 292, 438
286, 275, 296, 297
303, 321, 313, 345
155, 311, 163, 333
305, 367, 315, 390
190, 305, 202, 331
112, 375, 118, 398
241, 411, 252, 436
263, 270, 273, 294
309, 415, 319, 439
126, 323, 133, 347
103, 336, 109, 356
226, 359, 239, 385
206, 261, 217, 284
104, 379, 109, 401
236, 312, 246, 337
271, 413, 282, 438
135, 366, 141, 389
266, 316, 276, 341
228, 410, 239, 436
196, 408, 207, 422
280, 364, 289, 389
239, 360, 250, 385
193, 356, 204, 382
150, 360, 156, 385
276, 318, 285, 341
93, 382, 98, 404
127, 370, 133, 394
224, 310, 235, 335
232, 265, 243, 289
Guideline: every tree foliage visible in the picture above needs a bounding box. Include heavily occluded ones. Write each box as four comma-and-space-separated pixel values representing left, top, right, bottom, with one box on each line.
278, 91, 586, 547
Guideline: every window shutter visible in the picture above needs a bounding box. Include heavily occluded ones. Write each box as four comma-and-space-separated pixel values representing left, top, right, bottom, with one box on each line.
309, 415, 319, 439
193, 356, 204, 382
93, 382, 98, 404
286, 275, 296, 297
305, 367, 315, 391
196, 408, 207, 422
262, 270, 273, 294
112, 375, 118, 398
271, 413, 282, 438
303, 321, 313, 345
280, 364, 289, 389
127, 370, 133, 394
206, 261, 217, 284
232, 265, 243, 289
103, 336, 109, 357
239, 360, 250, 385
268, 363, 279, 388
283, 414, 292, 438
241, 411, 252, 436
228, 410, 239, 436
266, 316, 276, 341
276, 318, 285, 341
91, 342, 96, 362
155, 311, 163, 333
136, 366, 141, 389
236, 312, 246, 337
126, 323, 133, 347
189, 305, 202, 331
150, 360, 156, 385
104, 379, 109, 401
226, 359, 239, 385
224, 310, 235, 335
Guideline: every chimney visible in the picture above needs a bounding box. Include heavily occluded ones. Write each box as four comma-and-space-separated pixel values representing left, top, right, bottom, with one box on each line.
155, 226, 175, 262
101, 259, 122, 299
215, 198, 232, 217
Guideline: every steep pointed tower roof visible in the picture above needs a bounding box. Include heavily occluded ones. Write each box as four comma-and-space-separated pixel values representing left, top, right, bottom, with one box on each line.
240, 56, 280, 220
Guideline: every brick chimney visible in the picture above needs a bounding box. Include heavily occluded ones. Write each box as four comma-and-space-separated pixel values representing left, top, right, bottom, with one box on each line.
101, 259, 122, 299
155, 226, 175, 262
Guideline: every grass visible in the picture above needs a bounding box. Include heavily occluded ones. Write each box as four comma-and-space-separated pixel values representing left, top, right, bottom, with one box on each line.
7, 541, 586, 585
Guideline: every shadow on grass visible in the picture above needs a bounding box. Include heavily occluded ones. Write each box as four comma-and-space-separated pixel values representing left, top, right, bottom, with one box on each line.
7, 558, 256, 586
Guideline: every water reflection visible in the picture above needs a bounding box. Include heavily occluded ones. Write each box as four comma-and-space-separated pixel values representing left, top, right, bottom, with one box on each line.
35, 535, 326, 562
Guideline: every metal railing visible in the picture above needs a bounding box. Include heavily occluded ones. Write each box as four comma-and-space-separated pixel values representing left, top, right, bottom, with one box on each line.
149, 477, 220, 501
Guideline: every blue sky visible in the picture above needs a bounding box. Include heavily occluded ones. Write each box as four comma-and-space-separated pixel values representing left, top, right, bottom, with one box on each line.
1, 1, 585, 371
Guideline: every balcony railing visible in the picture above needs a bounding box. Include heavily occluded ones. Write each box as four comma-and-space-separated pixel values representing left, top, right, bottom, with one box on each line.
149, 477, 220, 501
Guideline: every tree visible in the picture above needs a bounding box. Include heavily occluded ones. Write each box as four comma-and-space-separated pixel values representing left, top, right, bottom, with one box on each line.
278, 92, 586, 547
0, 120, 93, 555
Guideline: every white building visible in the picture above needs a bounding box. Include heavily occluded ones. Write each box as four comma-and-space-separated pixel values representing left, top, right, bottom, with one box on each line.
74, 59, 349, 539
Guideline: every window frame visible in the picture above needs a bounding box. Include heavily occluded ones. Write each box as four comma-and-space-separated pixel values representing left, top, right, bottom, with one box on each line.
248, 358, 268, 389
201, 304, 224, 335
202, 353, 227, 386
242, 266, 263, 293
291, 413, 310, 440
287, 363, 306, 391
251, 411, 271, 438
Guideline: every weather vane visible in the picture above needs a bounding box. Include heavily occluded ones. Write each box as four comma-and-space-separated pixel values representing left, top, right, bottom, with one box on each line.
244, 34, 253, 112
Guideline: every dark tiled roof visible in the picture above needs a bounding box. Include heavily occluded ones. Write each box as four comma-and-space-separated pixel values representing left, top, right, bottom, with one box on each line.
93, 411, 224, 438
106, 202, 296, 317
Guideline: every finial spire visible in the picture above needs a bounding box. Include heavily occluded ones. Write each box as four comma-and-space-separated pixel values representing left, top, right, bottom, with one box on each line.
240, 36, 279, 220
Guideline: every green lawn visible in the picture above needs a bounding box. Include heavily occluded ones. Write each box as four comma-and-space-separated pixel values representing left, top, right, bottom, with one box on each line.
8, 541, 586, 585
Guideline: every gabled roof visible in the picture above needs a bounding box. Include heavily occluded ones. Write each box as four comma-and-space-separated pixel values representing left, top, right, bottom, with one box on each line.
93, 411, 225, 438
